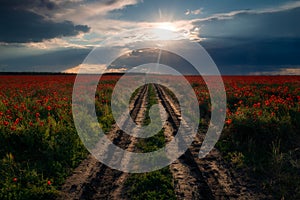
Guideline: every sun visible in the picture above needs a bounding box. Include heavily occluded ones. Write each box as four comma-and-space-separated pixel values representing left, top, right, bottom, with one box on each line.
150, 22, 179, 40
156, 22, 177, 31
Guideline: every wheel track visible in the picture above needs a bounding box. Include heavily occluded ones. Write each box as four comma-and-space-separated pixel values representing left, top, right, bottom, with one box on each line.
154, 83, 266, 200
59, 82, 266, 200
58, 84, 149, 200
154, 84, 214, 200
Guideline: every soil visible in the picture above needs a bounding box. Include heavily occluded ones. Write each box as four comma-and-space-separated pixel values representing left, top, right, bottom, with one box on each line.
58, 84, 268, 200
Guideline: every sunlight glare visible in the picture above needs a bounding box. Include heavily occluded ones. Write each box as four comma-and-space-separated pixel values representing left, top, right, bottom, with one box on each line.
151, 22, 179, 40
156, 22, 177, 31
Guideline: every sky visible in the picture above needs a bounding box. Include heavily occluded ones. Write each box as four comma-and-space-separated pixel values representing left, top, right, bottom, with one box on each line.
0, 0, 300, 75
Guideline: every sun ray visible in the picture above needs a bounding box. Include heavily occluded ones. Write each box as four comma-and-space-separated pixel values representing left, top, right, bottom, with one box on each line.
149, 22, 179, 40
155, 22, 177, 31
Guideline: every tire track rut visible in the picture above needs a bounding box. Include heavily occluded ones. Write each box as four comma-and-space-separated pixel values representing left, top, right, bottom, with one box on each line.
58, 83, 266, 200
154, 84, 266, 200
58, 85, 149, 200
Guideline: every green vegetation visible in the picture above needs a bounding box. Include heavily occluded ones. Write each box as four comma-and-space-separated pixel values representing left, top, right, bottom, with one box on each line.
212, 79, 300, 199
125, 167, 176, 200
95, 85, 115, 133
125, 84, 176, 200
0, 76, 118, 199
1, 75, 299, 199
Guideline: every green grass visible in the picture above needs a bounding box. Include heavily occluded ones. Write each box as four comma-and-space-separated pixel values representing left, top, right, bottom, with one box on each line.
0, 78, 116, 199
124, 84, 176, 199
214, 82, 300, 199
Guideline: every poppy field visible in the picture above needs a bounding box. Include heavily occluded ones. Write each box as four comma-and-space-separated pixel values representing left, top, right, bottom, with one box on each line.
0, 75, 299, 199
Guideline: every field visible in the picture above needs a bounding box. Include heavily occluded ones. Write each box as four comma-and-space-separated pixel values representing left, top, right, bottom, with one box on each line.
0, 75, 299, 199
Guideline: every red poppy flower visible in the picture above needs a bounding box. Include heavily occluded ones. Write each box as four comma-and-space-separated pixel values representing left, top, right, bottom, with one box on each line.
36, 113, 40, 118
225, 119, 232, 125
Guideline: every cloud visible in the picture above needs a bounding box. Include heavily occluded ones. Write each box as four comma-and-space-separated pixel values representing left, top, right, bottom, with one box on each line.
0, 0, 140, 45
104, 1, 300, 45
64, 64, 127, 73
180, 1, 300, 73
202, 38, 300, 67
0, 2, 90, 43
63, 64, 105, 73
249, 67, 300, 75
195, 6, 300, 40
0, 48, 91, 72
49, 0, 140, 23
0, 0, 58, 10
185, 8, 203, 15
192, 1, 300, 23
182, 1, 300, 42
69, 19, 198, 47
2, 0, 300, 74
24, 37, 89, 49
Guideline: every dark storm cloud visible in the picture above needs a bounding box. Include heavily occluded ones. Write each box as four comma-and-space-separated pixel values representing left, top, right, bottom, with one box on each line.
0, 0, 90, 43
0, 0, 57, 10
201, 38, 300, 74
0, 48, 91, 72
196, 7, 300, 74
203, 38, 300, 64
110, 48, 198, 74
198, 7, 300, 39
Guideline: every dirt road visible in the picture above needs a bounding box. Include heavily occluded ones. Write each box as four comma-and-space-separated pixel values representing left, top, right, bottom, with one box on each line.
58, 83, 266, 200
